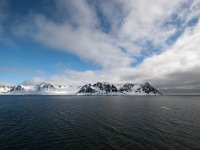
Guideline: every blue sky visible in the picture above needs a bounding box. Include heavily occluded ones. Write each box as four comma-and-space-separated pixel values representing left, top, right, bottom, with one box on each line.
0, 39, 97, 83
1, 0, 99, 83
0, 0, 200, 90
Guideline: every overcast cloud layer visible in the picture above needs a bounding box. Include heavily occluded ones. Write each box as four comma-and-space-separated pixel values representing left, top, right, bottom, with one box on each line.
1, 0, 200, 93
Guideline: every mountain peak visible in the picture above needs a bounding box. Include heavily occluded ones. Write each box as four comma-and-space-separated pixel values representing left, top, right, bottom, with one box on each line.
39, 82, 56, 91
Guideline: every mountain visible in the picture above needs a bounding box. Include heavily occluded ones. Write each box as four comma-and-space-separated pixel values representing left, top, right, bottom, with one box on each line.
0, 85, 13, 94
39, 82, 56, 91
0, 82, 162, 95
78, 82, 162, 95
7, 82, 79, 95
119, 82, 162, 95
78, 82, 119, 95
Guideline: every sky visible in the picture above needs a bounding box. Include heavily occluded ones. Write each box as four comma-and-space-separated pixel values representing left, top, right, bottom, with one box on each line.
0, 0, 200, 93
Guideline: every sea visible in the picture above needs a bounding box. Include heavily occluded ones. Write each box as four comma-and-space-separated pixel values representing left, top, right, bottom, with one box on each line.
0, 95, 200, 150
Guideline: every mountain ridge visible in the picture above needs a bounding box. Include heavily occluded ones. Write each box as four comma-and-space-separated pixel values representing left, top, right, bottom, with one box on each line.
78, 82, 162, 95
0, 82, 162, 95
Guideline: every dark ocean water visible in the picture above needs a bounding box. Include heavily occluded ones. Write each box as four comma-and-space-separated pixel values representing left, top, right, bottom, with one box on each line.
0, 96, 200, 150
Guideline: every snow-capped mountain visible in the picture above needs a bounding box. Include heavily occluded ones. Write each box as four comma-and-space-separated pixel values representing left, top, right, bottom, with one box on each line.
78, 82, 162, 95
78, 82, 119, 95
0, 85, 13, 94
39, 82, 56, 91
9, 83, 53, 95
119, 82, 162, 95
0, 82, 162, 95
7, 82, 79, 95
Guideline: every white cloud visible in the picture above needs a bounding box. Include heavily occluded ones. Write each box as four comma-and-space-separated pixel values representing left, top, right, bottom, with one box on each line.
139, 21, 200, 74
14, 0, 196, 68
14, 14, 132, 68
117, 0, 181, 42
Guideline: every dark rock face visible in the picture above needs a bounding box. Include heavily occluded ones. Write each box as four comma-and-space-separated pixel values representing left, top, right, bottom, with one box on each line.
10, 85, 24, 91
135, 88, 141, 93
78, 84, 96, 94
39, 83, 56, 91
140, 82, 162, 95
93, 82, 104, 90
0, 85, 6, 89
93, 82, 118, 93
78, 82, 118, 94
119, 83, 135, 92
0, 85, 13, 91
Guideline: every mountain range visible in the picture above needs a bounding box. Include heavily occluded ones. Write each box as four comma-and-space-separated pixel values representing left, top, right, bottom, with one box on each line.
0, 82, 162, 95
